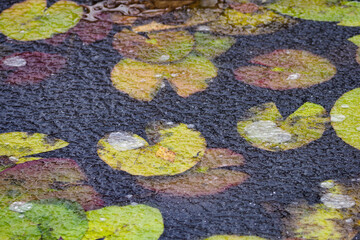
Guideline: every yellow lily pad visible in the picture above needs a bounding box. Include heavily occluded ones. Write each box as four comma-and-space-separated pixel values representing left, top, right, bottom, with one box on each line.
82, 204, 164, 240
194, 32, 236, 59
0, 0, 83, 41
97, 122, 206, 176
204, 236, 268, 240
237, 102, 329, 151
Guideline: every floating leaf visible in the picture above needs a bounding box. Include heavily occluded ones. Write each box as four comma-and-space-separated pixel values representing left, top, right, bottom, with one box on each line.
111, 54, 217, 101
194, 32, 236, 59
0, 158, 104, 211
204, 236, 268, 240
0, 52, 66, 85
137, 148, 249, 196
83, 204, 164, 240
98, 122, 206, 176
349, 35, 360, 47
234, 49, 336, 90
267, 0, 360, 26
113, 29, 194, 63
208, 3, 296, 35
0, 0, 83, 41
237, 102, 329, 151
330, 88, 360, 150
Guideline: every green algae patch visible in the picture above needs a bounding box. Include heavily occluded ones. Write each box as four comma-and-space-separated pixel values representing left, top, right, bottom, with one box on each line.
0, 0, 83, 41
205, 236, 268, 240
97, 122, 206, 176
237, 102, 329, 151
194, 32, 236, 59
82, 204, 164, 240
330, 88, 360, 150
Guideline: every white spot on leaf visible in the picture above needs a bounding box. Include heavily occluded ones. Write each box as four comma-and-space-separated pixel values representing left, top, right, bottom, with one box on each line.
244, 120, 292, 143
320, 180, 335, 189
159, 55, 170, 61
321, 193, 355, 209
341, 104, 350, 108
9, 202, 33, 213
3, 56, 27, 67
107, 132, 147, 151
287, 73, 300, 80
331, 114, 346, 122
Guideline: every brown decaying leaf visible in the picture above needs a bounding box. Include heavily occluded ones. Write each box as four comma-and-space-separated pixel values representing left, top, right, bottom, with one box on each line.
137, 148, 249, 196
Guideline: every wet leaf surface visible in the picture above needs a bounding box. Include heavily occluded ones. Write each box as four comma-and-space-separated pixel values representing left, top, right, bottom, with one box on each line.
0, 158, 104, 211
204, 236, 268, 240
113, 29, 194, 63
194, 32, 236, 59
234, 49, 336, 90
0, 52, 66, 85
0, 0, 83, 41
97, 121, 206, 176
137, 148, 249, 196
237, 102, 329, 151
83, 204, 164, 240
111, 54, 217, 101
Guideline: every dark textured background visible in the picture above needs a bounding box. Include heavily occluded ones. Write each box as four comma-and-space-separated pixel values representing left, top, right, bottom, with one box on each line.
2, 0, 360, 239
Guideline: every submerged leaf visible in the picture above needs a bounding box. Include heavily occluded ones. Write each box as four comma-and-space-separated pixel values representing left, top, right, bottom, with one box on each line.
205, 236, 268, 240
194, 32, 236, 59
237, 102, 329, 151
83, 204, 164, 240
0, 52, 66, 85
97, 122, 206, 176
0, 0, 83, 41
137, 148, 249, 196
113, 29, 194, 63
0, 158, 104, 211
234, 49, 336, 90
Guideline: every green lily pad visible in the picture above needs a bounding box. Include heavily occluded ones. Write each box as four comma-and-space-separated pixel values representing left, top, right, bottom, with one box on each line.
24, 199, 88, 240
194, 32, 236, 59
237, 102, 329, 151
234, 49, 337, 90
113, 29, 194, 63
330, 88, 360, 150
137, 148, 249, 196
208, 3, 296, 35
83, 204, 164, 240
111, 54, 217, 101
349, 35, 360, 47
97, 121, 206, 176
0, 0, 83, 41
0, 158, 104, 211
267, 0, 360, 26
204, 236, 268, 240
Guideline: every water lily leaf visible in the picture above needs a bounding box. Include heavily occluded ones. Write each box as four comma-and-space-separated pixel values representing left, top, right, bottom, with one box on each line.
348, 35, 360, 47
137, 148, 249, 196
283, 203, 357, 239
111, 54, 217, 101
194, 32, 236, 59
204, 236, 268, 240
0, 208, 41, 240
234, 49, 336, 90
0, 132, 68, 159
330, 88, 360, 150
237, 102, 329, 151
83, 204, 164, 240
113, 29, 194, 63
0, 158, 104, 211
98, 122, 206, 176
267, 0, 360, 26
208, 3, 296, 35
0, 0, 83, 41
0, 52, 66, 85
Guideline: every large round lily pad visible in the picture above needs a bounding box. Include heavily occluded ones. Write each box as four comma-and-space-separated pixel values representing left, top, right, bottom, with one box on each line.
0, 0, 83, 41
194, 32, 236, 59
237, 102, 329, 151
205, 236, 268, 240
137, 148, 249, 196
330, 88, 360, 150
82, 204, 164, 240
234, 49, 336, 90
111, 54, 217, 101
0, 158, 104, 211
97, 122, 206, 176
113, 29, 194, 63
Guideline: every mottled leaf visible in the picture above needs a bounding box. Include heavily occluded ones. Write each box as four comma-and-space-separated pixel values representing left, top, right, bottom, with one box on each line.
113, 29, 194, 63
208, 3, 296, 35
98, 122, 206, 176
111, 54, 217, 101
83, 204, 164, 240
0, 52, 66, 85
330, 88, 360, 150
234, 49, 336, 90
137, 148, 249, 196
237, 102, 329, 151
204, 236, 268, 240
0, 0, 83, 41
0, 158, 104, 211
194, 32, 236, 59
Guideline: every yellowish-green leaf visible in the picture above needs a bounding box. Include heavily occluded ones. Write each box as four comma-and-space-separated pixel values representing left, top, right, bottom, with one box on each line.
349, 35, 360, 47
194, 32, 236, 59
0, 0, 83, 41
